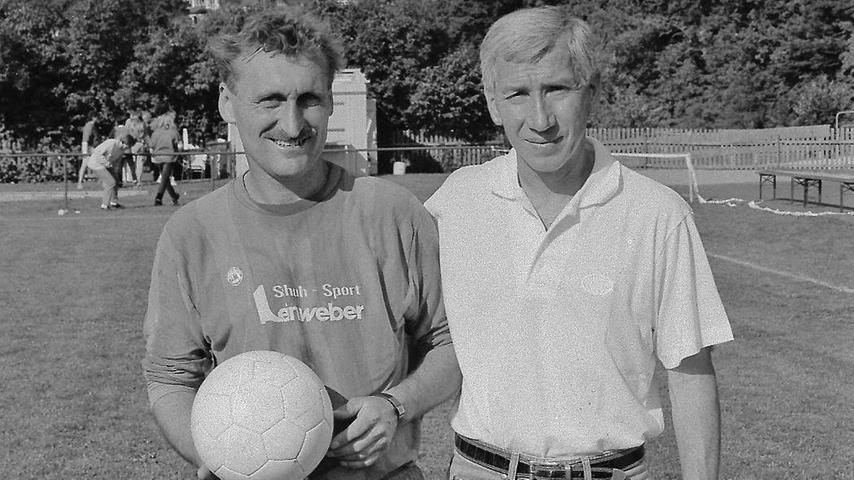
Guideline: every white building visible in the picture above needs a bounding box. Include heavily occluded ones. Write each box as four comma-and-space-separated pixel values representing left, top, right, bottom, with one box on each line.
187, 0, 220, 10
188, 0, 220, 23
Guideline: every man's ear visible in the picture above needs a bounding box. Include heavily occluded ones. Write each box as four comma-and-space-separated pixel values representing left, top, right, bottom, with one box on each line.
218, 83, 236, 124
587, 72, 601, 109
485, 90, 502, 126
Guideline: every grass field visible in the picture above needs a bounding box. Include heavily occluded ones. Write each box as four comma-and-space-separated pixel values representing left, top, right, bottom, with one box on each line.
1, 171, 853, 479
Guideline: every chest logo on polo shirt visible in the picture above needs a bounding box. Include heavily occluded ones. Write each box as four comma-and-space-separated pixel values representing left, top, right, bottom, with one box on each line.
226, 267, 244, 286
252, 284, 366, 324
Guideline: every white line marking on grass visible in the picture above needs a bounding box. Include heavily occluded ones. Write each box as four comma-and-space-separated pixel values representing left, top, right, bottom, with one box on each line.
708, 252, 854, 294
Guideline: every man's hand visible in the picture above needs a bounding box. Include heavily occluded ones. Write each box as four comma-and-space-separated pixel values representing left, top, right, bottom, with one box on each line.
197, 465, 219, 480
325, 395, 398, 469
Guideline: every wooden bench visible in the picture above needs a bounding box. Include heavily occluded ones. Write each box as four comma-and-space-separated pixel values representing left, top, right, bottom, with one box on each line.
757, 169, 854, 211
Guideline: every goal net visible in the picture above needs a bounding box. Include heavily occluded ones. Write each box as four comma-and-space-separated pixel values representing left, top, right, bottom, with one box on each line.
612, 152, 705, 203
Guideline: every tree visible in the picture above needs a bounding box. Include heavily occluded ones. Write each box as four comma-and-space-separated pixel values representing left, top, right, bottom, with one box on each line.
0, 0, 193, 148
324, 0, 451, 130
787, 76, 854, 126
406, 45, 495, 141
0, 0, 68, 146
114, 15, 222, 143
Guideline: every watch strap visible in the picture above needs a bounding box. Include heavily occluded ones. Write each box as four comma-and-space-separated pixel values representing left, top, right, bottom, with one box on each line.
376, 392, 405, 420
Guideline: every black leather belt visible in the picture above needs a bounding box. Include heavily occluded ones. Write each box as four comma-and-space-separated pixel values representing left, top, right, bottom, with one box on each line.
454, 434, 644, 479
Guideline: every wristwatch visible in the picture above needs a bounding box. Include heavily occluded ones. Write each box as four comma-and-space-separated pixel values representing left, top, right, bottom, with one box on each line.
376, 392, 406, 420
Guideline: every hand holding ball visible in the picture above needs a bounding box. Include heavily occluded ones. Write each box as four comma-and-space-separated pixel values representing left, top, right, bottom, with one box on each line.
191, 351, 334, 480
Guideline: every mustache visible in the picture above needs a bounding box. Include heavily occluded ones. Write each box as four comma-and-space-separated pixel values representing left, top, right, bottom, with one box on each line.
265, 127, 317, 143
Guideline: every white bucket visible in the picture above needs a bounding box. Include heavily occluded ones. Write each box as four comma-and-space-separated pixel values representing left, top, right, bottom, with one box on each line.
392, 161, 407, 175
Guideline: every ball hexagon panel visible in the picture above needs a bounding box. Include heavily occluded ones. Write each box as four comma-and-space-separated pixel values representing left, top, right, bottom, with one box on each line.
292, 386, 333, 432
219, 424, 268, 476
251, 355, 298, 389
296, 418, 334, 470
280, 374, 322, 419
261, 418, 307, 461
194, 427, 226, 473
231, 381, 286, 434
193, 392, 234, 438
207, 355, 255, 393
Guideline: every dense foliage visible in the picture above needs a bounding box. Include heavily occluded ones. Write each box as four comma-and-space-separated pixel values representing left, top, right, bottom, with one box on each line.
0, 0, 852, 149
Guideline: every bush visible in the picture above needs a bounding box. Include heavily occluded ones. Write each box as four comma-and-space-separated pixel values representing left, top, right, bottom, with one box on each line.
0, 156, 80, 183
0, 159, 20, 183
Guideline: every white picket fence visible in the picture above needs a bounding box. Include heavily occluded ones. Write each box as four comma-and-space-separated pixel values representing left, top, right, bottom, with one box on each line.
387, 126, 854, 170
586, 125, 854, 170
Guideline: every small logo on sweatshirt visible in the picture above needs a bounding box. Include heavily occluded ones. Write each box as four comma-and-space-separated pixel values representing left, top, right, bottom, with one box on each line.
226, 267, 244, 286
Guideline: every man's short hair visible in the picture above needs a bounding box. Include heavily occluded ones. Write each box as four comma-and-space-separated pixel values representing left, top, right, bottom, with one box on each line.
208, 6, 344, 91
479, 6, 600, 95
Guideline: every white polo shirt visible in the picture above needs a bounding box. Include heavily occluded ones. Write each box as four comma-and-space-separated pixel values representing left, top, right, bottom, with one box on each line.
425, 138, 732, 458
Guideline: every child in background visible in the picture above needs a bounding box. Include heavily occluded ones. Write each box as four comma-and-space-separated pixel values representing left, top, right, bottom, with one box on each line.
87, 134, 131, 210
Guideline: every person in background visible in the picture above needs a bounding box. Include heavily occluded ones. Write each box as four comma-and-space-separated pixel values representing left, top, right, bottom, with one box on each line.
86, 133, 131, 210
135, 110, 153, 183
155, 109, 181, 187
148, 112, 181, 206
426, 6, 733, 480
110, 122, 129, 188
77, 115, 97, 189
142, 6, 460, 480
123, 112, 146, 186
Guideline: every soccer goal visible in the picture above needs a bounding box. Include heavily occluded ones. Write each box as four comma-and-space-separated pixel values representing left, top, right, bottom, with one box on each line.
612, 152, 704, 203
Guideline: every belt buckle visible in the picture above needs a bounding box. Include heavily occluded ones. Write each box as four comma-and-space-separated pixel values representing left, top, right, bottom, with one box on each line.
529, 461, 569, 479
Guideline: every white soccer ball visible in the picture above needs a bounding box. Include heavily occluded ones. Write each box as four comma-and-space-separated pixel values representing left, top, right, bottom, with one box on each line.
191, 350, 334, 480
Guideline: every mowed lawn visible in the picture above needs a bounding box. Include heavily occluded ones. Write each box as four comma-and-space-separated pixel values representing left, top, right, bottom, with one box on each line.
1, 172, 853, 479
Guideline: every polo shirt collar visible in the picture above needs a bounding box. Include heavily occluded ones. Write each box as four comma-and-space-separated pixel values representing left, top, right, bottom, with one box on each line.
491, 149, 523, 200
576, 137, 622, 209
491, 137, 622, 209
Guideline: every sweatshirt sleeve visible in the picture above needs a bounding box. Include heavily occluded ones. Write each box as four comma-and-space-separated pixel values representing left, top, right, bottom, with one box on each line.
141, 226, 212, 407
401, 196, 452, 362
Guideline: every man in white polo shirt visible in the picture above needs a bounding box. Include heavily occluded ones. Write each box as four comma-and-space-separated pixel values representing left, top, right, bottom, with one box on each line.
425, 6, 732, 480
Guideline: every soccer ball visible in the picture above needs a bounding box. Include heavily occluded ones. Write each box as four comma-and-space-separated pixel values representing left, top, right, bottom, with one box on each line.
191, 350, 334, 480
